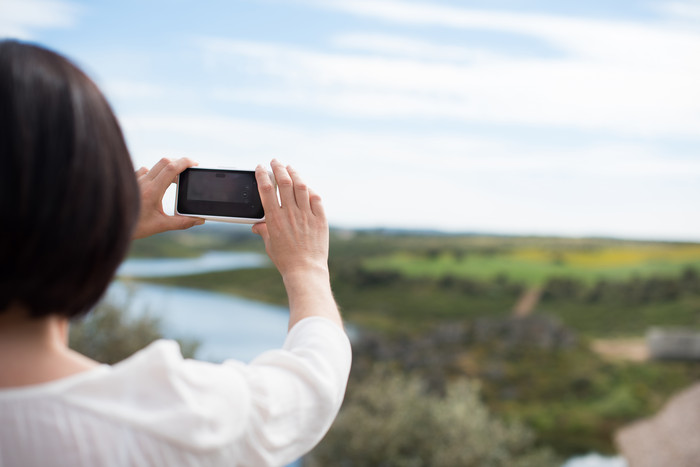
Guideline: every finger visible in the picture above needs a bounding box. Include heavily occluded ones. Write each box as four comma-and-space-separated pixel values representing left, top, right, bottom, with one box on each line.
251, 221, 269, 239
152, 158, 197, 196
145, 157, 172, 181
166, 215, 205, 231
172, 160, 198, 184
309, 188, 326, 218
135, 167, 148, 178
271, 159, 295, 209
287, 165, 310, 211
255, 165, 279, 214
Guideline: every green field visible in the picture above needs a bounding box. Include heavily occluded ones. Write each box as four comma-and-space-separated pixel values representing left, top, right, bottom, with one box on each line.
362, 241, 700, 286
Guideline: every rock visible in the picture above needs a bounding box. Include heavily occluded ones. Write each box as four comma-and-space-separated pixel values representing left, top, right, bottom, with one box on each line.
647, 327, 700, 361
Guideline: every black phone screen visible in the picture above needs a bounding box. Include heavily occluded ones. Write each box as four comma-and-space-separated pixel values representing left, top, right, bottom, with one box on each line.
177, 168, 264, 219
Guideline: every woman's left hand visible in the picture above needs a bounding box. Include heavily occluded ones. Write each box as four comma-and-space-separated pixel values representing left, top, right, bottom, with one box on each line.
132, 157, 205, 239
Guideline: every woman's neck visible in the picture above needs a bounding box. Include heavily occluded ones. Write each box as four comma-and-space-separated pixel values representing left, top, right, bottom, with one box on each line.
0, 305, 99, 388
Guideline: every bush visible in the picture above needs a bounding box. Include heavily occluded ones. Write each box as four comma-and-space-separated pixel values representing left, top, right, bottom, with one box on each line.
69, 294, 199, 364
307, 366, 560, 467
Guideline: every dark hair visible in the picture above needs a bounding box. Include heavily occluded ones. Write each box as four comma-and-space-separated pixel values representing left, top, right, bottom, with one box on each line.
0, 40, 140, 318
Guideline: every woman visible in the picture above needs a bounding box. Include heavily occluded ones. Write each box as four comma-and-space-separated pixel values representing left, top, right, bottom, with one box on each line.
0, 40, 350, 466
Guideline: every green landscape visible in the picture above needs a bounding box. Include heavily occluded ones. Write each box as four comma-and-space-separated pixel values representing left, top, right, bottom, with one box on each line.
120, 227, 700, 464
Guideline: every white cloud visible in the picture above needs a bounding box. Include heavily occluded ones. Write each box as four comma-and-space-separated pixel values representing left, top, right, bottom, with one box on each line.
101, 79, 200, 104
314, 0, 700, 68
330, 32, 498, 62
187, 2, 700, 139
200, 34, 700, 137
103, 80, 169, 100
121, 113, 700, 178
0, 0, 81, 39
658, 1, 700, 22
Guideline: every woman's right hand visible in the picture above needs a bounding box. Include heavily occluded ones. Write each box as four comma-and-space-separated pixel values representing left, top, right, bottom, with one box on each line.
252, 160, 330, 280
252, 160, 341, 329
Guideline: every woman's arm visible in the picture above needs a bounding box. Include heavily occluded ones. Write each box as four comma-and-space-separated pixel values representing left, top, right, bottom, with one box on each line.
252, 160, 343, 330
132, 157, 205, 239
246, 163, 348, 464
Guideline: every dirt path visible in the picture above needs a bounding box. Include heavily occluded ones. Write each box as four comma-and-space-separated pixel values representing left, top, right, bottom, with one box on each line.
512, 287, 542, 317
591, 338, 648, 362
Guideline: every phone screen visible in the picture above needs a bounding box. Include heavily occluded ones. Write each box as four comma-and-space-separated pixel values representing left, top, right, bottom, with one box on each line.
187, 171, 253, 203
177, 168, 264, 220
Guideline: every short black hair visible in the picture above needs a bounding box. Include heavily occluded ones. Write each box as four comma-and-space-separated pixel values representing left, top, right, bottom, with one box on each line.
0, 40, 140, 318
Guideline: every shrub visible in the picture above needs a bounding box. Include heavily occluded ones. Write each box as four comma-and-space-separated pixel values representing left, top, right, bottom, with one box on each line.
69, 292, 199, 364
307, 366, 560, 467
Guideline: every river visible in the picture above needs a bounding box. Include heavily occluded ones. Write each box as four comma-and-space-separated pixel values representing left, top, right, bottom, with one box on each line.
112, 251, 287, 363
117, 251, 269, 278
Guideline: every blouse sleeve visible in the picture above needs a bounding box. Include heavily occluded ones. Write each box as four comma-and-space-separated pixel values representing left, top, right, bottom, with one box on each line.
224, 317, 352, 466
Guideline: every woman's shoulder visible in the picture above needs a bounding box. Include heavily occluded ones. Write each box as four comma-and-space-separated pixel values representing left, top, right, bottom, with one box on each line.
0, 340, 256, 459
73, 339, 253, 419
2, 339, 253, 449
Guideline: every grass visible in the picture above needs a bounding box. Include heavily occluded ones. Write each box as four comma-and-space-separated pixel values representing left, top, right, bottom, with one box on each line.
363, 242, 700, 286
542, 295, 700, 337
142, 268, 289, 305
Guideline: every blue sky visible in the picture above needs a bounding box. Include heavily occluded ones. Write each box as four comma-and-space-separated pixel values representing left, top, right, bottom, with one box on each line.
2, 0, 699, 241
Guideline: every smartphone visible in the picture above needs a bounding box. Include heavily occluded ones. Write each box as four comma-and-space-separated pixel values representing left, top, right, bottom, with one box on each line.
175, 167, 273, 224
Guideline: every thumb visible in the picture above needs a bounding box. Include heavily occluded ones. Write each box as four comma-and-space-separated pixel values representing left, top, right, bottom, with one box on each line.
252, 222, 268, 238
170, 216, 205, 231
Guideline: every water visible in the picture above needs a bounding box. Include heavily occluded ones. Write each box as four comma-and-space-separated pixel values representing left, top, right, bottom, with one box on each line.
106, 281, 290, 363
112, 252, 287, 362
117, 251, 268, 278
114, 252, 357, 358
114, 252, 288, 362
562, 453, 627, 467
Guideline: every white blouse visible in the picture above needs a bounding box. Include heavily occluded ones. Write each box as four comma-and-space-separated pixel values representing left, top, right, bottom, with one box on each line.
0, 317, 352, 467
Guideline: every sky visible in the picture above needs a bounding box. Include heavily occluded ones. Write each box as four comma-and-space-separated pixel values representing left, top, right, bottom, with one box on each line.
1, 0, 699, 241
